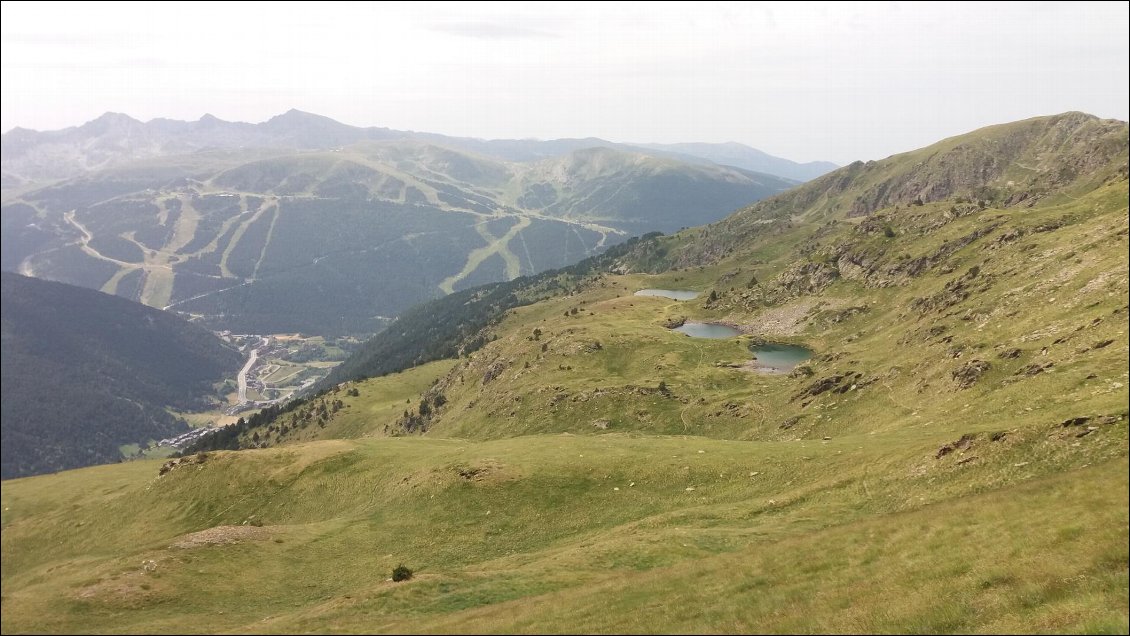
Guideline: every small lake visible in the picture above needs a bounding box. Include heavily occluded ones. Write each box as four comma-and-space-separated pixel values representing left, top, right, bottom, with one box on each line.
634, 289, 700, 301
749, 343, 813, 371
673, 322, 742, 338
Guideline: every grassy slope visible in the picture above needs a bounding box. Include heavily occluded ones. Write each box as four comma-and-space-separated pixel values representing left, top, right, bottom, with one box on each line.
266, 360, 458, 444
386, 182, 1128, 448
1, 434, 1125, 633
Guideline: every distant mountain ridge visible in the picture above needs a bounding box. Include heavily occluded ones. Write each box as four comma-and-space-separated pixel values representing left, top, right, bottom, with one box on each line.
638, 141, 838, 181
1, 110, 835, 184
2, 129, 797, 335
0, 272, 241, 478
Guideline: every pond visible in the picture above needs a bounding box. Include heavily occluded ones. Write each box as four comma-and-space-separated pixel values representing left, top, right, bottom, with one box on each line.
634, 289, 700, 301
748, 343, 813, 372
673, 322, 742, 338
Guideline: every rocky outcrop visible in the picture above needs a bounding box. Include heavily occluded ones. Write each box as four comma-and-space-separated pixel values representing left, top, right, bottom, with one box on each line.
936, 434, 975, 458
159, 452, 210, 476
773, 261, 840, 296
952, 360, 991, 389
482, 361, 506, 385
911, 265, 991, 314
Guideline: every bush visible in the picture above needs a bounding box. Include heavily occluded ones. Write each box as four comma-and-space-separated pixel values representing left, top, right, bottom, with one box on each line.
392, 564, 413, 582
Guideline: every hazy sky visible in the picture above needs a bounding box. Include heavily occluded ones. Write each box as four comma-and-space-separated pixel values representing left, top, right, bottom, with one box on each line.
2, 1, 1127, 164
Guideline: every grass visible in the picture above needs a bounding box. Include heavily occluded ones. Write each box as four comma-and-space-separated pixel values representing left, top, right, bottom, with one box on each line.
260, 360, 458, 445
394, 181, 1128, 451
1, 433, 1125, 633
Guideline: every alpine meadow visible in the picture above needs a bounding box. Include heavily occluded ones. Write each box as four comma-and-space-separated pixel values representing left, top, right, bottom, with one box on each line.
1, 3, 1127, 635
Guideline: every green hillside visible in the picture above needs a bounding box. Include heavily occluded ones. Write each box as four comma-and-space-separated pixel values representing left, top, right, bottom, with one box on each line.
1, 113, 1126, 632
0, 273, 241, 478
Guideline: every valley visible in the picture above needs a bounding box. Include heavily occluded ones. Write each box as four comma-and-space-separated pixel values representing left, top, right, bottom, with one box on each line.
219, 332, 349, 416
1, 111, 1126, 633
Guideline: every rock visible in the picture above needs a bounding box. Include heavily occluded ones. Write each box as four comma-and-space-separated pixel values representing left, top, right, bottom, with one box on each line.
952, 360, 991, 389
910, 263, 992, 314
779, 416, 801, 430
1093, 339, 1115, 349
936, 433, 975, 458
662, 315, 687, 329
998, 348, 1022, 359
789, 365, 815, 378
1015, 362, 1054, 377
772, 261, 841, 296
988, 228, 1024, 248
797, 374, 850, 398
591, 418, 611, 430
956, 456, 978, 465
482, 361, 506, 385
990, 431, 1007, 442
1059, 416, 1091, 427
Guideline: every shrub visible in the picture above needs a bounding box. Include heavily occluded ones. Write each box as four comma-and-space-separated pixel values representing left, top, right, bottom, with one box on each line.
392, 564, 413, 582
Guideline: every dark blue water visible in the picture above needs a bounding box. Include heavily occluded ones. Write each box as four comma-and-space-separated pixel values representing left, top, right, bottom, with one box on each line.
634, 289, 700, 301
673, 322, 741, 338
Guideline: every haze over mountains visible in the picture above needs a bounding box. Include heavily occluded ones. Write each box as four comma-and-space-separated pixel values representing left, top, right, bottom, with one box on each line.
1, 109, 837, 184
1, 111, 828, 335
2, 111, 1125, 633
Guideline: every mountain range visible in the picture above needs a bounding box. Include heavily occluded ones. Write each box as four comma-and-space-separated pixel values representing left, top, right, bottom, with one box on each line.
1, 111, 830, 335
1, 109, 836, 184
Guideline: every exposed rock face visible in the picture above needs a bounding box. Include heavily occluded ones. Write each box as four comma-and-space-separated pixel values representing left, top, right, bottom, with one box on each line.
952, 360, 991, 389
773, 261, 841, 296
792, 371, 876, 402
482, 361, 506, 385
912, 266, 991, 314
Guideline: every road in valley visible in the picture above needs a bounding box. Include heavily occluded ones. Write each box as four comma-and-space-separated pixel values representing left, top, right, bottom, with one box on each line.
237, 337, 267, 403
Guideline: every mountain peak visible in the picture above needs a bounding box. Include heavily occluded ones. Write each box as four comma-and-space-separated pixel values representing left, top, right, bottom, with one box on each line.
85, 111, 141, 127
268, 108, 328, 124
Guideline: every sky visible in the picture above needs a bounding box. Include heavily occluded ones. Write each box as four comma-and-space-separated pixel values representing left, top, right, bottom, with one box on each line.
1, 1, 1127, 165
